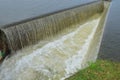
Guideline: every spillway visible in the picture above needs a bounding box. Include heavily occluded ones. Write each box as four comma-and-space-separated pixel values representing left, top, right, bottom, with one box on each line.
0, 1, 103, 52
0, 0, 109, 80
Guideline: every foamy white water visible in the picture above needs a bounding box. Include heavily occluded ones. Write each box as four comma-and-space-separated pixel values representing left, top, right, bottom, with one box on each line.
0, 17, 101, 80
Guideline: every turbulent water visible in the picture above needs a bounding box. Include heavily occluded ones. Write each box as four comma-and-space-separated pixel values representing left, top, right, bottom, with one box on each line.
0, 17, 102, 80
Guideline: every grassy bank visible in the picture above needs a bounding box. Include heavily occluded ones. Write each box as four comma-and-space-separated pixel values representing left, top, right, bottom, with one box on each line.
66, 60, 120, 80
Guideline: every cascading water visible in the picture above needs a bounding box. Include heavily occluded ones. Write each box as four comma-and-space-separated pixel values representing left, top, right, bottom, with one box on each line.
0, 16, 101, 80
0, 1, 103, 52
0, 1, 108, 80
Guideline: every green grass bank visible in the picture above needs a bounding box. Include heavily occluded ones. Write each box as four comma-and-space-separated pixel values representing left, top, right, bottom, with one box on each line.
66, 60, 120, 80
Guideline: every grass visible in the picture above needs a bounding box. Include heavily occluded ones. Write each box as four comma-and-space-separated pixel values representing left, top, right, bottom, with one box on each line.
66, 60, 120, 80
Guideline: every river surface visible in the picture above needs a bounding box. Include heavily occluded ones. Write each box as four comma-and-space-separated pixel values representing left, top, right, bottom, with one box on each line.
99, 0, 120, 62
0, 0, 96, 27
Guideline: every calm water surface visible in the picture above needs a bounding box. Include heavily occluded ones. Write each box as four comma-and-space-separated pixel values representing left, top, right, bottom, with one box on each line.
0, 0, 96, 26
99, 0, 120, 62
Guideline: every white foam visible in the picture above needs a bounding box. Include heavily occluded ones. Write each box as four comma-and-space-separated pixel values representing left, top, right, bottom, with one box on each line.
61, 18, 100, 80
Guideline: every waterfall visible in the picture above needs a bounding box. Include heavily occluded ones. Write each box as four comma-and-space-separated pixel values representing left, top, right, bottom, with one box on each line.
0, 1, 103, 52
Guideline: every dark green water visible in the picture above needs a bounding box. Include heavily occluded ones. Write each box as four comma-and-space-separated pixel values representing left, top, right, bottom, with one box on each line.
99, 0, 120, 62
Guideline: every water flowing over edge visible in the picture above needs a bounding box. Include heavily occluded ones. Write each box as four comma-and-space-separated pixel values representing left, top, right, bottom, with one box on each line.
0, 17, 101, 80
0, 1, 103, 53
